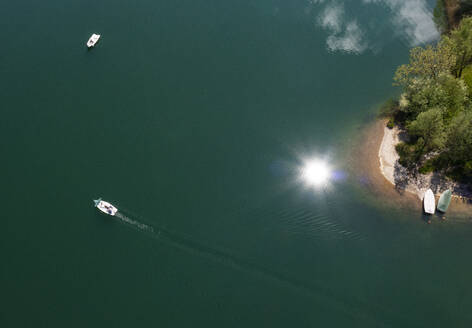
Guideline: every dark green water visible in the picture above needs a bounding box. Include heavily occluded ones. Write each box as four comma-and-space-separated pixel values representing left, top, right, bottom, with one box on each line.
2, 0, 472, 326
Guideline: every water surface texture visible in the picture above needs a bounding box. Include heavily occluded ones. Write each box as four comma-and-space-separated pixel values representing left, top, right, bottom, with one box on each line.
2, 0, 472, 327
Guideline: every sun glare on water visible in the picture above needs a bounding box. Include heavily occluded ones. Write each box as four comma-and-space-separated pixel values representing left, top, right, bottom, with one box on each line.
301, 160, 331, 187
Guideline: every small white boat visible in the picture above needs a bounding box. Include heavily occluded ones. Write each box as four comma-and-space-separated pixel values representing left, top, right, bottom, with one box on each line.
423, 189, 435, 215
86, 34, 101, 48
93, 198, 117, 216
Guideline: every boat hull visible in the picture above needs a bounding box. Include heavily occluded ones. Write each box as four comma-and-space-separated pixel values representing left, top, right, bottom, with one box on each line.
437, 190, 452, 213
86, 34, 101, 48
94, 198, 117, 216
423, 189, 435, 215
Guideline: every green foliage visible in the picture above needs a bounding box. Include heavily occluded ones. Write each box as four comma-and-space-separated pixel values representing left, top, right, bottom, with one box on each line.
443, 111, 472, 169
386, 119, 395, 129
407, 107, 446, 153
394, 41, 456, 87
401, 77, 445, 117
389, 16, 472, 181
401, 74, 468, 120
419, 159, 436, 174
428, 111, 472, 181
434, 0, 448, 33
462, 64, 472, 91
379, 98, 399, 117
438, 73, 469, 119
396, 142, 418, 169
446, 17, 472, 77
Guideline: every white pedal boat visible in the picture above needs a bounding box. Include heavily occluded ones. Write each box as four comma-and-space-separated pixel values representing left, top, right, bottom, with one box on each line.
94, 198, 117, 216
87, 34, 101, 48
423, 189, 435, 215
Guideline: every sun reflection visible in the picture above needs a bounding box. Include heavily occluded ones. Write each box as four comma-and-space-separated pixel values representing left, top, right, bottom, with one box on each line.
301, 160, 331, 187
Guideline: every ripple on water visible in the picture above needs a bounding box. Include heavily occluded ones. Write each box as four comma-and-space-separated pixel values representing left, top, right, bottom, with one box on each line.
256, 203, 364, 241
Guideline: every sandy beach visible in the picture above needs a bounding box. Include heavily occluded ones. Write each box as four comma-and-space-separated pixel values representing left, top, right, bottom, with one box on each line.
352, 119, 472, 218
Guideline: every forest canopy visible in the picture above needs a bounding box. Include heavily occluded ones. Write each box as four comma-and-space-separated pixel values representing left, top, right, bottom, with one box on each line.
386, 16, 472, 182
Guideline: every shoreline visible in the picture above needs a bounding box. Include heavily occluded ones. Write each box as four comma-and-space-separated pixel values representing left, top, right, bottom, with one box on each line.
351, 119, 472, 218
378, 122, 472, 201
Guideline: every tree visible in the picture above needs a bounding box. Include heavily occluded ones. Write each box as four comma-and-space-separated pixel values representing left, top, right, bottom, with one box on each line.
390, 12, 472, 181
443, 111, 472, 180
394, 41, 456, 87
447, 17, 472, 77
436, 73, 469, 119
400, 73, 469, 120
407, 107, 446, 154
462, 64, 472, 90
401, 77, 447, 118
444, 111, 472, 163
433, 0, 448, 33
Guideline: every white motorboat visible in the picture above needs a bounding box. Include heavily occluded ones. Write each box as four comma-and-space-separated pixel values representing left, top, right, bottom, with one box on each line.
94, 198, 117, 216
423, 189, 435, 215
86, 34, 101, 48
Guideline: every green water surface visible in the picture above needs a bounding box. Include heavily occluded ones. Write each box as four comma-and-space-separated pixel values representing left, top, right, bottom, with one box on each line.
2, 0, 472, 327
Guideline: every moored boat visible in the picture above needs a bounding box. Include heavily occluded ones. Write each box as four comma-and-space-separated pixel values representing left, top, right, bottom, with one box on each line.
423, 189, 435, 215
93, 198, 117, 216
437, 189, 452, 213
87, 34, 101, 48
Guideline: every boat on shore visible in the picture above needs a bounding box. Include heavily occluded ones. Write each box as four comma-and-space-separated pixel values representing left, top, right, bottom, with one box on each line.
86, 34, 101, 48
437, 190, 452, 213
423, 189, 435, 215
93, 198, 117, 216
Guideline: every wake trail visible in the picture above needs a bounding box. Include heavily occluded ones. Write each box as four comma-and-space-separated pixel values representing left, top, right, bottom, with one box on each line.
112, 210, 323, 294
115, 212, 154, 233
113, 211, 329, 301
108, 208, 397, 325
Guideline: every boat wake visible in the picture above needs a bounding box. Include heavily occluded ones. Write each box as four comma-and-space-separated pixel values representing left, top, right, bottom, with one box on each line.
112, 211, 248, 269
115, 212, 154, 233
111, 210, 326, 298
104, 205, 391, 324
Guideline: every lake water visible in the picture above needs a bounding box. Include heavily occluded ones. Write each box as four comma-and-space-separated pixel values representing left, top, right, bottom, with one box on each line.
2, 0, 472, 326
